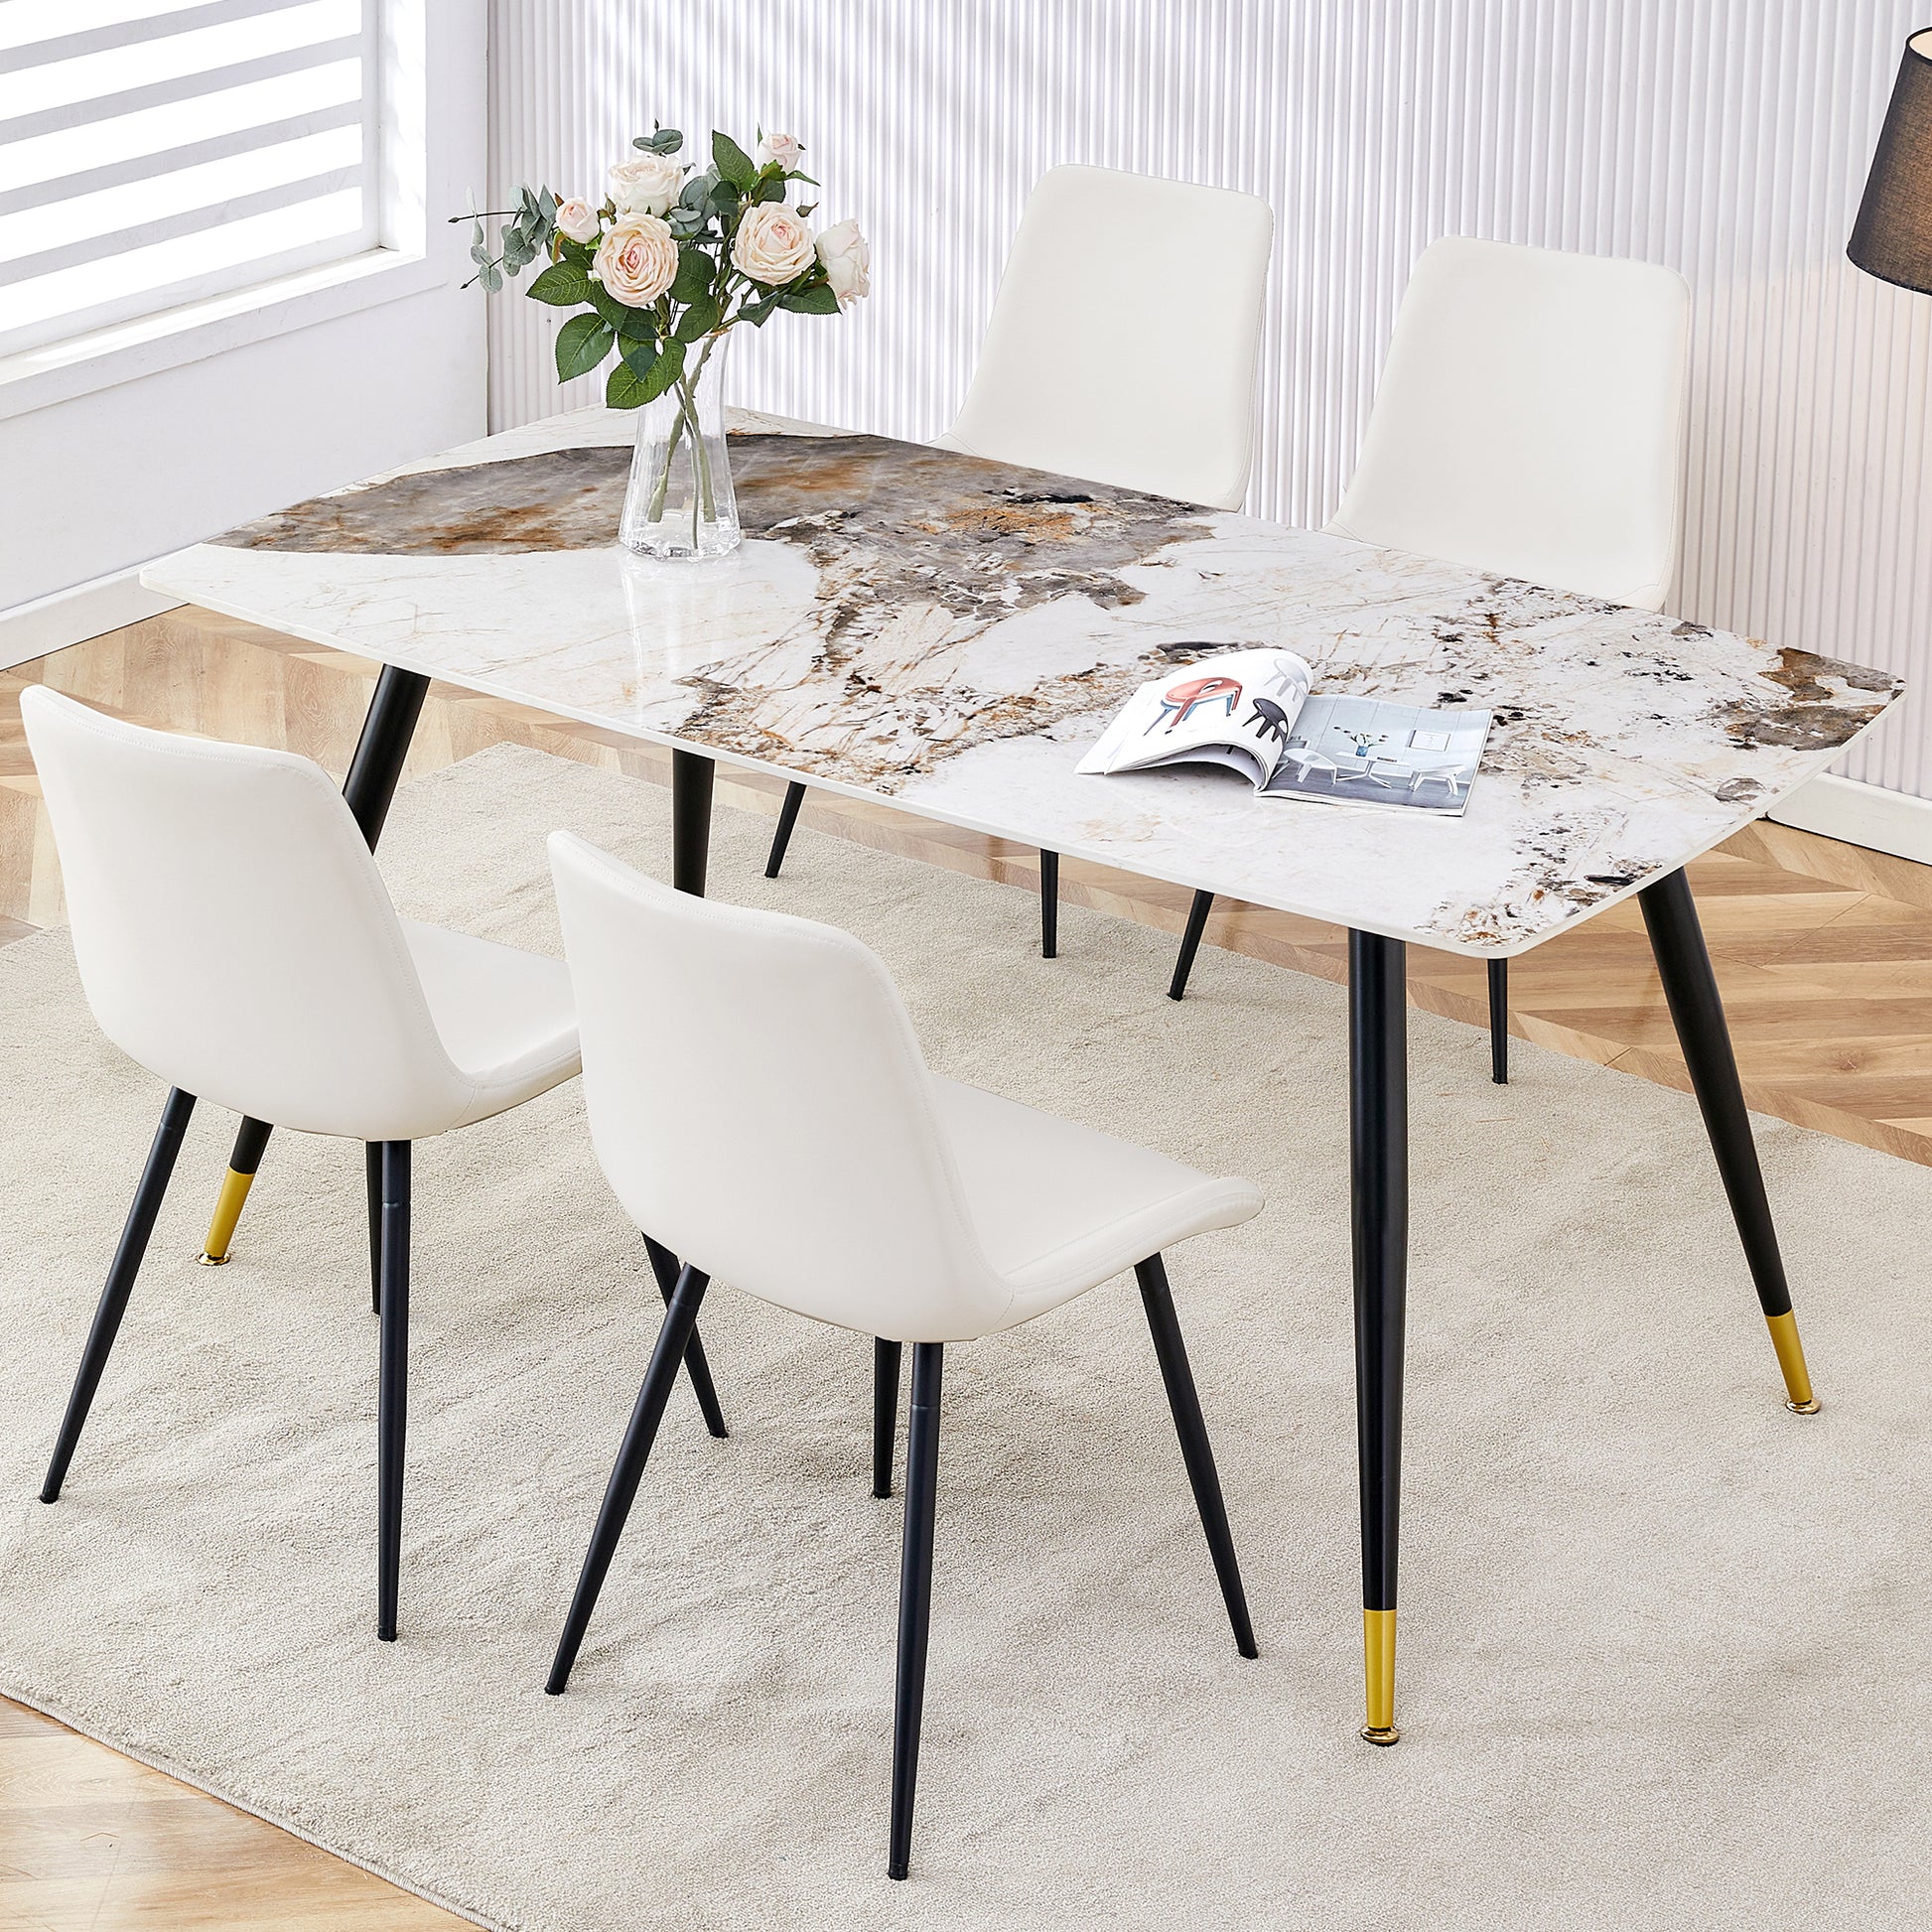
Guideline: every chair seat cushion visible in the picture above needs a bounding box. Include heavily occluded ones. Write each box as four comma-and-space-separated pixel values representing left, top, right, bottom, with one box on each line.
931, 1076, 1262, 1326
402, 922, 581, 1130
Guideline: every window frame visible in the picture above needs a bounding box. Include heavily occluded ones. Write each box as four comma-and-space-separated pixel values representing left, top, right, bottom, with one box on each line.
0, 0, 439, 423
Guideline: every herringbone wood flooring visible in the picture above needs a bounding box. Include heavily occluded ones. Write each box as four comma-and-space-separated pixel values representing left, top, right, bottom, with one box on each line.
4, 607, 1931, 1928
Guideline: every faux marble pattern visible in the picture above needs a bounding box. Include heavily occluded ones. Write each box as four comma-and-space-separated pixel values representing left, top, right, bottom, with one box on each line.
148, 409, 1903, 957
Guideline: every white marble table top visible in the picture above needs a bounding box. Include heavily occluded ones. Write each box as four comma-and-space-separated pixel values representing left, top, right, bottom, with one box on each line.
144, 407, 1902, 958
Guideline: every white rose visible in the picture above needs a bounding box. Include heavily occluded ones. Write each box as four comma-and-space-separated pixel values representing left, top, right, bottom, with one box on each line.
757, 131, 804, 172
553, 198, 600, 245
732, 202, 816, 285
609, 149, 684, 216
815, 217, 871, 307
593, 213, 678, 305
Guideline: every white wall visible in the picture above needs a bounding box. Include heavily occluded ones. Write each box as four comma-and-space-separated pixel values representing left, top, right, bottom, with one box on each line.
487, 0, 1932, 802
0, 5, 488, 664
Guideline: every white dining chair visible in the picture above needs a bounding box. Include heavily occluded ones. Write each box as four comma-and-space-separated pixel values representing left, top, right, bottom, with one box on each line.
1170, 236, 1692, 1049
541, 829, 1263, 1880
22, 689, 714, 1642
761, 163, 1275, 964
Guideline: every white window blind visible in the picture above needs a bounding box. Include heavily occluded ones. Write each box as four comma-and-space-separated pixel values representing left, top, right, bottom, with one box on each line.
0, 0, 379, 357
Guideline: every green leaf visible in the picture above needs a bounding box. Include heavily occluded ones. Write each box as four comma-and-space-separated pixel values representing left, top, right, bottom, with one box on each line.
639, 335, 686, 400
526, 261, 592, 306
708, 179, 742, 217
586, 280, 634, 329
753, 173, 787, 204
668, 245, 712, 305
711, 130, 758, 192
606, 358, 649, 408
557, 234, 594, 268
616, 303, 657, 342
673, 293, 720, 342
621, 336, 660, 377
555, 312, 615, 381
780, 282, 840, 315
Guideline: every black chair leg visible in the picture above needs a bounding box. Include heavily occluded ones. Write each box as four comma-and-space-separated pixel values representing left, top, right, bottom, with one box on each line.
42, 1088, 197, 1504
1135, 1254, 1257, 1658
641, 1235, 728, 1438
548, 1265, 711, 1694
375, 1142, 410, 1641
888, 1342, 943, 1880
1168, 891, 1215, 1002
873, 1337, 901, 1497
765, 780, 807, 879
1038, 851, 1058, 958
1487, 957, 1509, 1084
365, 1142, 381, 1314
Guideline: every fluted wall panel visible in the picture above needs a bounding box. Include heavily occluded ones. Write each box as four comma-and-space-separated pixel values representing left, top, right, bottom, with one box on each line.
486, 0, 1932, 796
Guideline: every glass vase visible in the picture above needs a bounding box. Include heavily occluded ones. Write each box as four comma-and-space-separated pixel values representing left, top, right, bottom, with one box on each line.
619, 332, 740, 561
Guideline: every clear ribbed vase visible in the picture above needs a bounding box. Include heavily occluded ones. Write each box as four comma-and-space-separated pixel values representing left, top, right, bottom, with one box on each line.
619, 332, 740, 561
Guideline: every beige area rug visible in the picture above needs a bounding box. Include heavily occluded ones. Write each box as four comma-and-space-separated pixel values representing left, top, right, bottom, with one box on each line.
2, 743, 1930, 1931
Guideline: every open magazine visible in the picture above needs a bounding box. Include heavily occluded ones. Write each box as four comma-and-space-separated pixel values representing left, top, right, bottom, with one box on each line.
1075, 648, 1492, 815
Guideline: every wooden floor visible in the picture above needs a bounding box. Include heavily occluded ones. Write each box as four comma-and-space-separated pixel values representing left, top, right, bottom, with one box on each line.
5, 607, 1932, 1926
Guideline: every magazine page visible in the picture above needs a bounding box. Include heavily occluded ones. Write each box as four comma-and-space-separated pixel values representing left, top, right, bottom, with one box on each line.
1076, 649, 1313, 781
1258, 695, 1492, 814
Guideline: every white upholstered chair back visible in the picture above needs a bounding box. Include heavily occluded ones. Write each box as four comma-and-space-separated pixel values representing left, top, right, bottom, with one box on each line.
940, 164, 1275, 511
1326, 235, 1692, 612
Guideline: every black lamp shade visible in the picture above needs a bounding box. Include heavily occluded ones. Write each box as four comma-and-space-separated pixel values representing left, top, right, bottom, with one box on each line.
1850, 29, 1932, 295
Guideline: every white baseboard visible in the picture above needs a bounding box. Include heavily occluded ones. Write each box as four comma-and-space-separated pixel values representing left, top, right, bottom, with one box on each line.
0, 566, 183, 673
1767, 771, 1932, 869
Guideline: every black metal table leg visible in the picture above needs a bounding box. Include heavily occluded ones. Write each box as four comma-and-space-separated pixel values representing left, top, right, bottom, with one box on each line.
1487, 957, 1509, 1084
1038, 850, 1059, 958
672, 747, 715, 897
198, 666, 432, 1263
1168, 890, 1216, 1002
1638, 868, 1818, 1414
1349, 928, 1408, 1745
765, 778, 806, 878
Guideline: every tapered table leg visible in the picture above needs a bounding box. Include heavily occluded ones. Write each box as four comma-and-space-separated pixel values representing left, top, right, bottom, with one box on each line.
1487, 957, 1509, 1084
1638, 868, 1817, 1413
197, 666, 432, 1262
672, 748, 715, 898
1349, 928, 1408, 1745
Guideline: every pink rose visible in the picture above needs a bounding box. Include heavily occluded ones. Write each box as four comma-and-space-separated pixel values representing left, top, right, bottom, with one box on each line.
757, 131, 804, 172
553, 198, 600, 245
815, 218, 870, 307
593, 214, 678, 305
732, 203, 816, 285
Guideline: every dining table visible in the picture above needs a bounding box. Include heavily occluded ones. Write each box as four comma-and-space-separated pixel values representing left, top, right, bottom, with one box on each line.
143, 403, 1904, 1745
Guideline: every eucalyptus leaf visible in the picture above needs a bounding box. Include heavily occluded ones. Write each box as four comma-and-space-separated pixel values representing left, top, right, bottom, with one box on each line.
633, 125, 683, 154
711, 130, 758, 193
555, 312, 615, 381
539, 187, 558, 220
526, 261, 592, 307
680, 175, 711, 211
480, 262, 503, 294
779, 282, 840, 315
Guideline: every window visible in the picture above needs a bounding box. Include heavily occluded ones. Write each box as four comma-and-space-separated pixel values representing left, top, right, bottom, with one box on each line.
0, 0, 382, 358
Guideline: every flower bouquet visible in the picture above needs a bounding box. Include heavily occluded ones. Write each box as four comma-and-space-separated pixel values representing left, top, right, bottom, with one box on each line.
463, 127, 870, 559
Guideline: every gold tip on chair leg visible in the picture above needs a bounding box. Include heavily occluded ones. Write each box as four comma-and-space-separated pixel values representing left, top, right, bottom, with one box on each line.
197, 1167, 256, 1267
1765, 1310, 1819, 1415
1360, 1607, 1400, 1745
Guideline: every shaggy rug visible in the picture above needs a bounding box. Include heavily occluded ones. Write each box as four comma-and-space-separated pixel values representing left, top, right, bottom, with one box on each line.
1, 743, 1928, 1931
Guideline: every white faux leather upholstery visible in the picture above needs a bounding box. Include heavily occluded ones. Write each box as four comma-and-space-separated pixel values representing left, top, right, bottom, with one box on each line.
548, 832, 1263, 1344
1326, 236, 1692, 612
22, 686, 579, 1141
937, 164, 1274, 511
